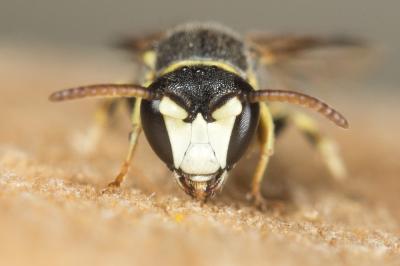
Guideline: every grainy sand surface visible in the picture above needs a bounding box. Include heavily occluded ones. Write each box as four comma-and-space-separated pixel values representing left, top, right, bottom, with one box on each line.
0, 44, 399, 266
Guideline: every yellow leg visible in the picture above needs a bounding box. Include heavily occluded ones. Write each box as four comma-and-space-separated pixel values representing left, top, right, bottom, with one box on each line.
290, 112, 347, 180
105, 99, 142, 188
250, 103, 275, 207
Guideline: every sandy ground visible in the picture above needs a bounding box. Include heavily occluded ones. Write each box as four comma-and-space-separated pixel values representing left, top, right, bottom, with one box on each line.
0, 43, 399, 266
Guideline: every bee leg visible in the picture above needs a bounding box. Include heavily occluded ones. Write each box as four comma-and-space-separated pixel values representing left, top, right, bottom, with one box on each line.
71, 99, 121, 155
249, 103, 275, 210
105, 125, 141, 188
103, 99, 142, 190
290, 112, 347, 180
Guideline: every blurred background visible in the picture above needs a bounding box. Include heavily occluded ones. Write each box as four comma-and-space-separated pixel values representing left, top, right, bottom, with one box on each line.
1, 0, 399, 87
0, 1, 399, 266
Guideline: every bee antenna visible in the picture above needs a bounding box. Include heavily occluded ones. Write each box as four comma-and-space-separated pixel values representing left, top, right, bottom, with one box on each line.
49, 84, 156, 102
247, 89, 349, 128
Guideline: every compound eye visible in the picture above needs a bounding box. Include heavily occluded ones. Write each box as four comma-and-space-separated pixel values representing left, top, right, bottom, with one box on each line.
212, 97, 243, 120
159, 96, 188, 120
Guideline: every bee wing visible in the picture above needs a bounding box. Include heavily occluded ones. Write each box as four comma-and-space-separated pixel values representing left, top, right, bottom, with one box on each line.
247, 33, 366, 64
247, 33, 374, 90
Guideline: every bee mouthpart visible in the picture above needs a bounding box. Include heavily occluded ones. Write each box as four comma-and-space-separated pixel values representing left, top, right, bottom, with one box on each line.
173, 169, 228, 201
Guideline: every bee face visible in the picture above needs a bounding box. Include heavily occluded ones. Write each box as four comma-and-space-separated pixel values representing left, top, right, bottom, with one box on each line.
141, 66, 259, 200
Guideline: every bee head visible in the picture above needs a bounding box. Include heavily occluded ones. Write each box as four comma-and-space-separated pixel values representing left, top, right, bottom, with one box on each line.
141, 66, 259, 200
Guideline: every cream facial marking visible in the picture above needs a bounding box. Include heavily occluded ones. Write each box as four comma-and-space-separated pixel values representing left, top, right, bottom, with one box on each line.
207, 116, 236, 169
159, 96, 188, 119
163, 116, 191, 169
191, 113, 209, 143
178, 114, 220, 175
212, 97, 243, 120
180, 143, 220, 175
163, 102, 240, 178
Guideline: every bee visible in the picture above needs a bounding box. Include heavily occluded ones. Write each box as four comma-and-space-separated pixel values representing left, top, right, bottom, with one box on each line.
50, 23, 360, 206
